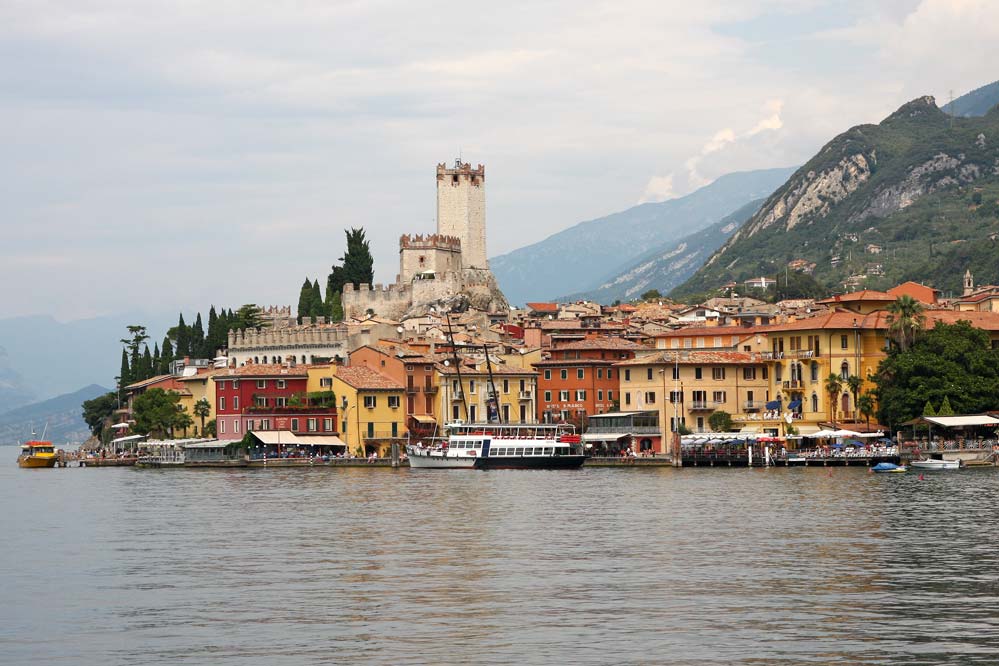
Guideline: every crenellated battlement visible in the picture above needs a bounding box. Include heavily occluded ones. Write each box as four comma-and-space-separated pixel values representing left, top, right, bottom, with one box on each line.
437, 160, 485, 179
399, 233, 462, 251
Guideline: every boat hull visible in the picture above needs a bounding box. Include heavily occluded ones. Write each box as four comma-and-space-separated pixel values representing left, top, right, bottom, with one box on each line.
18, 456, 57, 468
406, 446, 477, 469
475, 455, 587, 470
910, 459, 960, 470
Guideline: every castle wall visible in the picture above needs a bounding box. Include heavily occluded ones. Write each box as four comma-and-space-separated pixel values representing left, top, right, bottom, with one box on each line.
342, 282, 414, 321
399, 234, 463, 283
437, 161, 487, 269
226, 324, 350, 366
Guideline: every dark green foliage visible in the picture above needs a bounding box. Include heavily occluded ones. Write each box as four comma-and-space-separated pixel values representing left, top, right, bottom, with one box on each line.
297, 277, 314, 324
120, 325, 148, 385
640, 289, 662, 300
707, 410, 733, 432
942, 79, 999, 117
193, 397, 211, 434
160, 337, 174, 374
82, 392, 118, 437
232, 304, 264, 331
172, 314, 190, 358
119, 348, 131, 387
874, 321, 999, 429
191, 313, 206, 357
132, 388, 191, 438
326, 228, 374, 299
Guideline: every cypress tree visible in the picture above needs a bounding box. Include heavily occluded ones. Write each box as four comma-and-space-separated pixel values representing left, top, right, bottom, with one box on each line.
141, 345, 154, 380
152, 342, 161, 376
119, 348, 132, 387
329, 291, 344, 322
342, 228, 374, 288
191, 312, 206, 357
161, 336, 175, 374
206, 306, 223, 355
174, 313, 190, 358
297, 278, 313, 324
311, 279, 323, 318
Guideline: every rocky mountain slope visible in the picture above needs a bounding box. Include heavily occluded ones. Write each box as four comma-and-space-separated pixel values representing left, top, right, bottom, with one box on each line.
0, 384, 109, 446
560, 198, 764, 303
490, 167, 796, 305
672, 95, 999, 299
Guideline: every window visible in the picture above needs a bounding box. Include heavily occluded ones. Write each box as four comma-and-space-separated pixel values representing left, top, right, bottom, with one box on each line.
775, 364, 782, 381
544, 390, 552, 402
607, 369, 614, 379
712, 391, 726, 403
469, 405, 477, 421
669, 390, 683, 403
320, 377, 332, 388
469, 380, 476, 394
714, 336, 723, 348
695, 367, 703, 379
624, 369, 631, 381
275, 397, 287, 407
559, 390, 570, 401
743, 368, 756, 381
234, 420, 240, 433
544, 369, 551, 380
452, 405, 459, 420
232, 380, 239, 389
647, 368, 653, 380
324, 418, 333, 431
388, 395, 400, 408
364, 395, 377, 408
219, 396, 226, 411
308, 418, 317, 432
367, 422, 374, 438
391, 422, 398, 438
644, 391, 656, 404
841, 362, 849, 380
840, 334, 849, 349
255, 396, 267, 407
291, 418, 299, 430
261, 419, 270, 430
276, 379, 286, 389
625, 393, 632, 405
220, 420, 225, 434
811, 362, 819, 382
596, 368, 603, 379
576, 390, 586, 401
560, 369, 568, 380
503, 379, 509, 394
811, 394, 819, 412
578, 368, 585, 380
712, 367, 725, 380
597, 389, 604, 400
608, 390, 614, 400
762, 367, 769, 380
256, 380, 266, 389
233, 396, 239, 410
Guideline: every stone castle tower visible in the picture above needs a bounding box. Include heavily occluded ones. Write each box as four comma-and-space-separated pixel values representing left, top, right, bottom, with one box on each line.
437, 160, 487, 269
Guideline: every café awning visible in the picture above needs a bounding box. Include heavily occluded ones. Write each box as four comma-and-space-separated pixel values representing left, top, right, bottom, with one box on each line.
901, 415, 999, 428
410, 414, 436, 424
582, 432, 632, 442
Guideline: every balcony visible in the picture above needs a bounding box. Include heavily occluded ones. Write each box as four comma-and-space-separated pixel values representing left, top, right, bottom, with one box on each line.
782, 380, 803, 389
743, 400, 765, 411
792, 350, 815, 359
518, 391, 533, 400
451, 390, 465, 401
422, 385, 438, 394
689, 401, 716, 411
362, 429, 406, 441
406, 385, 419, 394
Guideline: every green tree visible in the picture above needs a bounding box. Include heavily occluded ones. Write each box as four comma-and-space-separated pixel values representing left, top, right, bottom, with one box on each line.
846, 375, 863, 420
937, 395, 955, 416
132, 388, 187, 438
82, 392, 119, 438
922, 400, 937, 417
773, 270, 827, 301
824, 373, 844, 423
191, 312, 206, 358
233, 304, 264, 331
193, 398, 211, 434
707, 410, 733, 432
204, 419, 217, 437
172, 314, 191, 358
326, 228, 374, 299
160, 336, 175, 374
857, 392, 876, 430
886, 294, 926, 352
120, 325, 149, 384
297, 277, 315, 324
641, 289, 662, 301
328, 290, 344, 322
119, 348, 132, 387
874, 321, 999, 429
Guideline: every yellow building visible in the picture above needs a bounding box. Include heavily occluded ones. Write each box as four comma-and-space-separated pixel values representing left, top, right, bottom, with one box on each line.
435, 362, 538, 424
616, 350, 772, 443
175, 369, 221, 437
330, 365, 406, 457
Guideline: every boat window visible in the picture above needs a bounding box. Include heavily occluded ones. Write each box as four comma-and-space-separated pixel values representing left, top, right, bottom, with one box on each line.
514, 447, 524, 456
543, 447, 553, 455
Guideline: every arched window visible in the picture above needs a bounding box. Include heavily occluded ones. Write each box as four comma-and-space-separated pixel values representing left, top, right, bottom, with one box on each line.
253, 356, 259, 364
301, 355, 306, 364
840, 361, 849, 379
811, 393, 819, 413
262, 356, 268, 364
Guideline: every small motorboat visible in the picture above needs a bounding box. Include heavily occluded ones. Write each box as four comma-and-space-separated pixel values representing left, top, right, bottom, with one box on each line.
17, 441, 58, 468
910, 458, 960, 470
872, 462, 907, 473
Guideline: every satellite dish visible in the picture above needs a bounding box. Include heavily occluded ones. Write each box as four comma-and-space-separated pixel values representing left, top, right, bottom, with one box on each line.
397, 327, 404, 333
443, 360, 450, 366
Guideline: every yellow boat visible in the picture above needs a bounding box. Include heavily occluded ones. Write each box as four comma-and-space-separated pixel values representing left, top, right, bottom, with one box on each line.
17, 441, 58, 468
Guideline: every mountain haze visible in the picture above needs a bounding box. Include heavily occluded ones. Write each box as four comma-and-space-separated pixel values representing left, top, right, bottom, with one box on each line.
673, 95, 999, 299
0, 384, 109, 446
942, 79, 999, 118
490, 167, 796, 305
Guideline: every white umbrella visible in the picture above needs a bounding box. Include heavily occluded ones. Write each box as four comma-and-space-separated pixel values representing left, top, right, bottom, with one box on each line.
111, 422, 131, 429
830, 429, 863, 437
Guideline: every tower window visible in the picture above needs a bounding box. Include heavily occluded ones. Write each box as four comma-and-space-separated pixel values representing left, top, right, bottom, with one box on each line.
452, 174, 459, 184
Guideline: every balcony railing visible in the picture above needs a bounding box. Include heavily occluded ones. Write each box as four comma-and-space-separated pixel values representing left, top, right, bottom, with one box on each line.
362, 430, 406, 440
422, 385, 438, 394
451, 390, 465, 401
518, 391, 533, 400
793, 350, 816, 359
743, 400, 765, 411
782, 380, 803, 389
689, 401, 720, 411
406, 385, 419, 394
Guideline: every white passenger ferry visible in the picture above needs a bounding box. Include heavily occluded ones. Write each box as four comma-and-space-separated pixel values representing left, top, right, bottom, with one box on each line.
406, 422, 586, 470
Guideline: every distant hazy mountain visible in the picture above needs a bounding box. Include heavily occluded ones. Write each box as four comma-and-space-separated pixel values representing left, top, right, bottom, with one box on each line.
489, 167, 797, 305
0, 311, 176, 402
942, 79, 999, 117
673, 95, 999, 299
561, 198, 765, 303
0, 345, 36, 410
0, 384, 109, 446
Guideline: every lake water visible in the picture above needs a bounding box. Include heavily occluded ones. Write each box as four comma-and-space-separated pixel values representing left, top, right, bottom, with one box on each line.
2, 463, 999, 665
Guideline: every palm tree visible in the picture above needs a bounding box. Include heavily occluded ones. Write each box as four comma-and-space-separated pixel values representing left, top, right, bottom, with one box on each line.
857, 393, 876, 431
824, 373, 843, 424
846, 375, 863, 422
886, 295, 926, 352
194, 398, 211, 435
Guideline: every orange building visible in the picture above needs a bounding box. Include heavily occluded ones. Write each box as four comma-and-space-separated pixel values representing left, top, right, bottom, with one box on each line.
349, 344, 440, 435
533, 336, 650, 423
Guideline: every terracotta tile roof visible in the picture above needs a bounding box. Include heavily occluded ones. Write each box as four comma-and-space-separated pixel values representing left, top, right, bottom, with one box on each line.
176, 368, 228, 382
653, 325, 760, 338
535, 320, 626, 330
334, 366, 404, 390
212, 364, 309, 379
526, 302, 559, 312
555, 337, 649, 351
615, 351, 759, 365
436, 363, 537, 376
817, 290, 896, 304
124, 374, 175, 390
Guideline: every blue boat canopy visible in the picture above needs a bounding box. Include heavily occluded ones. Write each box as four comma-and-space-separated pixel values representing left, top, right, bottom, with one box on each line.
764, 400, 781, 409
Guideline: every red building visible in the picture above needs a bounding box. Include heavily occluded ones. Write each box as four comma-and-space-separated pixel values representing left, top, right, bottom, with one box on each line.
533, 336, 649, 423
212, 364, 337, 440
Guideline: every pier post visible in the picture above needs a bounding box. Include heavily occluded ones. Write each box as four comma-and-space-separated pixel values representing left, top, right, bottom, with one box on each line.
391, 442, 399, 468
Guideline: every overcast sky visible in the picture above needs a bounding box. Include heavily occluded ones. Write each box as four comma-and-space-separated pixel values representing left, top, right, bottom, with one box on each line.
3, 0, 998, 321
